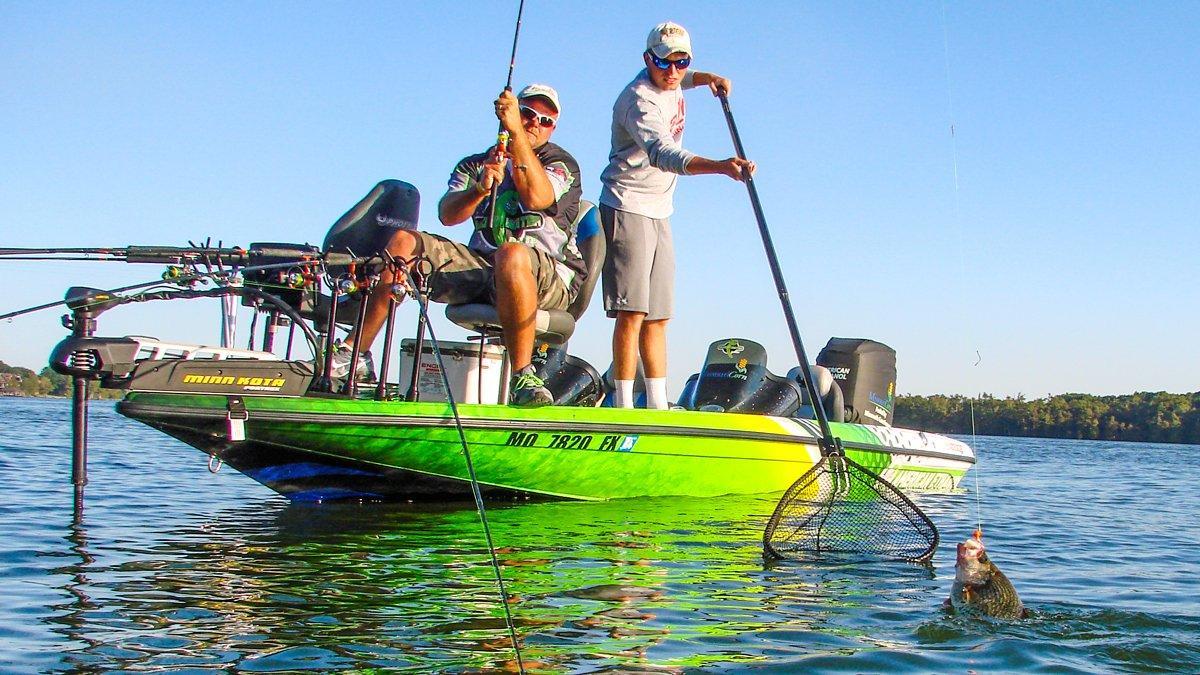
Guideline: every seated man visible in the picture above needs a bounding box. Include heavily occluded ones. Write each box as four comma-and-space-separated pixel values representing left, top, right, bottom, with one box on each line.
331, 84, 584, 407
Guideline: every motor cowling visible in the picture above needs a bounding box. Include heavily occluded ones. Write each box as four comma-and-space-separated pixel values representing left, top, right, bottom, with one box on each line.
530, 342, 605, 407
816, 337, 897, 426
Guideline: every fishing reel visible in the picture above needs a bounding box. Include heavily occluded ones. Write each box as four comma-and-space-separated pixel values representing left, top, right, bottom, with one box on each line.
336, 275, 363, 296
160, 264, 209, 287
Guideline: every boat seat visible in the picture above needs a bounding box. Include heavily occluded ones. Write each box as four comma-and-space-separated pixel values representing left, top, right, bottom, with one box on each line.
446, 200, 604, 345
678, 339, 804, 416
291, 179, 423, 333
787, 364, 846, 423
323, 179, 421, 262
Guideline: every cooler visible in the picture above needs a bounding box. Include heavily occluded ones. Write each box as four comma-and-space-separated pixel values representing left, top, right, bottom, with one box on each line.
396, 339, 508, 404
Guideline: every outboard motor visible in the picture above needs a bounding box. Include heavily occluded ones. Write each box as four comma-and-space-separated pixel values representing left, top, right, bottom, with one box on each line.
816, 337, 897, 426
678, 338, 802, 416
323, 179, 421, 258
530, 342, 605, 407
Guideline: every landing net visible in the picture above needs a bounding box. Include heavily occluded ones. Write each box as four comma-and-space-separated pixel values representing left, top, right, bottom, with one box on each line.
763, 454, 939, 563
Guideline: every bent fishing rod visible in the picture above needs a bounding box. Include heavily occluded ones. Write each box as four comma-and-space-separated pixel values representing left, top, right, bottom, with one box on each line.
483, 0, 527, 245
470, 3, 529, 668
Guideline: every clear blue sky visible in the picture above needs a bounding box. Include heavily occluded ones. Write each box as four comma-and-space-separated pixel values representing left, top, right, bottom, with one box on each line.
2, 2, 1197, 397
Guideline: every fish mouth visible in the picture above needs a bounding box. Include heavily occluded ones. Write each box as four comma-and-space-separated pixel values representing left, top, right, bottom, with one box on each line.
956, 539, 983, 564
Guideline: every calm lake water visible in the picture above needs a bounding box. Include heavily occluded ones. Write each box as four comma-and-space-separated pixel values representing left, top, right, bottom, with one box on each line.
1, 396, 1197, 673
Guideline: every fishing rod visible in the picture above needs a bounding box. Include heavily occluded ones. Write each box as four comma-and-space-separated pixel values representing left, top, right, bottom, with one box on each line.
0, 252, 358, 322
0, 243, 358, 266
482, 0, 527, 247
717, 91, 939, 563
0, 245, 256, 264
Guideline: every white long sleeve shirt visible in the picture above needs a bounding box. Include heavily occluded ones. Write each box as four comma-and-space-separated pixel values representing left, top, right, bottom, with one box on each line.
599, 69, 698, 219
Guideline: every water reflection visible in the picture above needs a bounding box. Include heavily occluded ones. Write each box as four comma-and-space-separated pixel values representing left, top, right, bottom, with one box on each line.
44, 494, 968, 671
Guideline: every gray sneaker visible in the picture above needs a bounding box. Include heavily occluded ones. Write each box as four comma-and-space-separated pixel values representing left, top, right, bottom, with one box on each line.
327, 341, 376, 382
509, 367, 553, 407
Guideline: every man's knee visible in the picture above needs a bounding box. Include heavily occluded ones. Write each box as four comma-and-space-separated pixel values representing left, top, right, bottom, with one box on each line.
386, 229, 421, 256
493, 242, 533, 279
614, 310, 646, 331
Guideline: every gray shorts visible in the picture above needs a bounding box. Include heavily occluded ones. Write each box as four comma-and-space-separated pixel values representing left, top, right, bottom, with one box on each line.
600, 205, 674, 320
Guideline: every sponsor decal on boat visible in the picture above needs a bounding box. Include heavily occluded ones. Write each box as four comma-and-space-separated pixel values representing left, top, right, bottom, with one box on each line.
731, 358, 749, 380
719, 339, 745, 357
179, 374, 288, 392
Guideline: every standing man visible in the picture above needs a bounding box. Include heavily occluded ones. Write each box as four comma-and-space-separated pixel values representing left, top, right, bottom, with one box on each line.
599, 21, 755, 409
331, 84, 584, 407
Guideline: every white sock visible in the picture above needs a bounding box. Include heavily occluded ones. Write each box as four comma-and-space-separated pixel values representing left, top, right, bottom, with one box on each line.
614, 379, 635, 408
645, 377, 669, 410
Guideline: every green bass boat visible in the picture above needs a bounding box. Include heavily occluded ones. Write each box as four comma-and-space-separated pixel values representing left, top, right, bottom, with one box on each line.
116, 391, 974, 502
14, 181, 973, 504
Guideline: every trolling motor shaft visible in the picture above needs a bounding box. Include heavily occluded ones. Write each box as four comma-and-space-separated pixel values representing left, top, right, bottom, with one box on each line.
53, 288, 116, 509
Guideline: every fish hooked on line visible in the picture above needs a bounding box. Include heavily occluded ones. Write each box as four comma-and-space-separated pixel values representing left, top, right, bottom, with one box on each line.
946, 534, 1028, 620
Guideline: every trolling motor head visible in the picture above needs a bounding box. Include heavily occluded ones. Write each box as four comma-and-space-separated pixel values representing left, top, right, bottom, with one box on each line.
50, 287, 141, 385
63, 286, 124, 324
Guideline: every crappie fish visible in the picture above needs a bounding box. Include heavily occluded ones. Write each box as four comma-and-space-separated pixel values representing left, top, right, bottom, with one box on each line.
948, 536, 1027, 619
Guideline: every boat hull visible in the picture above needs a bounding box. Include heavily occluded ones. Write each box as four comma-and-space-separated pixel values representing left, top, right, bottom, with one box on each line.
118, 392, 974, 502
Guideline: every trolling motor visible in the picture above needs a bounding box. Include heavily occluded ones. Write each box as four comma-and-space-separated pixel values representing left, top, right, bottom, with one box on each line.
49, 287, 139, 508
17, 246, 338, 511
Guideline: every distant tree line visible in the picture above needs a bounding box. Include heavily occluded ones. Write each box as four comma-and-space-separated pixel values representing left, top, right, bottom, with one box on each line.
0, 361, 123, 399
895, 392, 1200, 445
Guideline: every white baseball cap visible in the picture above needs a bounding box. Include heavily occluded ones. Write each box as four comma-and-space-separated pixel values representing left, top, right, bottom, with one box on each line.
516, 83, 561, 114
646, 21, 692, 59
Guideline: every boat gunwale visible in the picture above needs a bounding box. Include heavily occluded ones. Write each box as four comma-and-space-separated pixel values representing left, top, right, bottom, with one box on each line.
117, 398, 976, 466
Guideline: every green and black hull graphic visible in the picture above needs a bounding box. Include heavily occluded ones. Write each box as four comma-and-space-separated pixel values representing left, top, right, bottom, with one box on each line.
119, 393, 974, 502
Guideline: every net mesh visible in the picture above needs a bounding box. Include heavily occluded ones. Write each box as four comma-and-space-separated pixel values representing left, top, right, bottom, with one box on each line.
763, 454, 939, 563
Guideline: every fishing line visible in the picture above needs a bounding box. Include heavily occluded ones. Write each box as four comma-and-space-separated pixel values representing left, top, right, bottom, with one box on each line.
394, 259, 525, 672
940, 1, 984, 536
